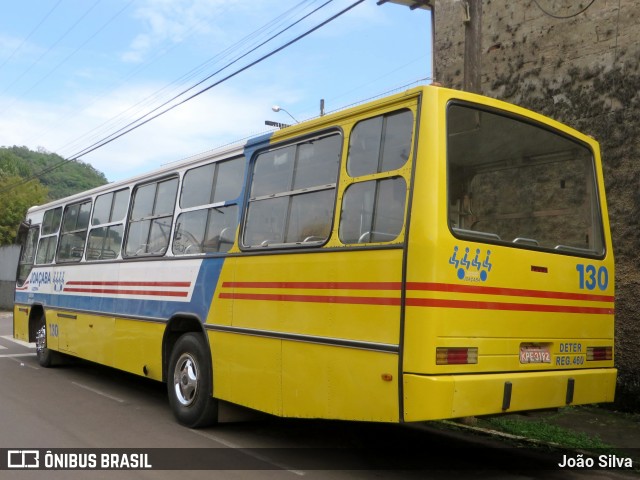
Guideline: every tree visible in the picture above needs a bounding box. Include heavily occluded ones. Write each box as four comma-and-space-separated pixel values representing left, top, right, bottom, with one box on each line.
0, 146, 108, 245
0, 146, 108, 200
0, 176, 48, 245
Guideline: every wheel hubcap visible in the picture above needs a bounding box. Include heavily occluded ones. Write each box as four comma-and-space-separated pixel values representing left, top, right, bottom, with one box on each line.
35, 324, 46, 355
173, 353, 199, 406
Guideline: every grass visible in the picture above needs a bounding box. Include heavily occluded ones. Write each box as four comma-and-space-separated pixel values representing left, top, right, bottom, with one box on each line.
479, 415, 612, 450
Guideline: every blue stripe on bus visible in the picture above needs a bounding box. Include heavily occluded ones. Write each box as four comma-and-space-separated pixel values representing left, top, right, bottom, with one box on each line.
14, 257, 224, 323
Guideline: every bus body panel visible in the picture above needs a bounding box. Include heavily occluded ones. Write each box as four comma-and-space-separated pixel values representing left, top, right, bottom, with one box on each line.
208, 248, 403, 421
209, 331, 283, 416
281, 342, 399, 421
112, 317, 165, 380
12, 305, 29, 342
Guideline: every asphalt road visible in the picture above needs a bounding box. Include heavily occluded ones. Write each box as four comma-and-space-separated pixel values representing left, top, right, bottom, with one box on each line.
0, 311, 635, 480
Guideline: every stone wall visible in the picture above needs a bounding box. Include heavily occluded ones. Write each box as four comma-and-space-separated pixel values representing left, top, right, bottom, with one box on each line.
433, 0, 640, 409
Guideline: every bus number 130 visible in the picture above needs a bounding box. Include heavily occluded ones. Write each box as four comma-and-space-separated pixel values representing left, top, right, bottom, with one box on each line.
576, 264, 609, 291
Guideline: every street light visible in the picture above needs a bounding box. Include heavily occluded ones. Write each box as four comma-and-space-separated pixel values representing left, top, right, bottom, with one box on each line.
271, 105, 299, 123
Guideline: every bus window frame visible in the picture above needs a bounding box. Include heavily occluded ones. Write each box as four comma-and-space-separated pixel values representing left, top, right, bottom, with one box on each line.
123, 174, 179, 259
445, 100, 606, 260
240, 129, 343, 251
56, 198, 93, 263
173, 155, 246, 256
35, 206, 63, 265
86, 187, 131, 262
16, 223, 40, 286
338, 107, 415, 246
179, 155, 245, 210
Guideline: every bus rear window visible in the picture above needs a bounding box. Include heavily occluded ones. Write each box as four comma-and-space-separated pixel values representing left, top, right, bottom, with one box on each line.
447, 103, 604, 256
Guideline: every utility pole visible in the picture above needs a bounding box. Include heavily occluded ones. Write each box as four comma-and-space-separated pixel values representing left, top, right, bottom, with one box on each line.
463, 0, 482, 93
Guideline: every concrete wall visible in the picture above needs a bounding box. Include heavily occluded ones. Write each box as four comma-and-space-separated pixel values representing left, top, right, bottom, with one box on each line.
0, 245, 19, 310
433, 0, 640, 409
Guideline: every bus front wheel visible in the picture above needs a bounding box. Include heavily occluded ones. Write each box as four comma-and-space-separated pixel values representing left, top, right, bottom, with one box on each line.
35, 313, 54, 368
167, 333, 218, 428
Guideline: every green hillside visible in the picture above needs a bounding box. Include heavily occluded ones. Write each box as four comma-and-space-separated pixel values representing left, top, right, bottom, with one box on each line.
0, 146, 107, 200
0, 146, 108, 244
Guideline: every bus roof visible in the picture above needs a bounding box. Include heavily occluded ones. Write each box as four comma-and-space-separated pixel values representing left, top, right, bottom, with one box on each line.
25, 84, 432, 217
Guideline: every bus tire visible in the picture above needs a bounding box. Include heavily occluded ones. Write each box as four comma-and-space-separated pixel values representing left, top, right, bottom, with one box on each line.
35, 313, 54, 368
167, 333, 218, 428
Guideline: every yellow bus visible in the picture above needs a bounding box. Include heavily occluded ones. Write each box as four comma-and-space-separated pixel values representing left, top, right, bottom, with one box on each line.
14, 84, 616, 427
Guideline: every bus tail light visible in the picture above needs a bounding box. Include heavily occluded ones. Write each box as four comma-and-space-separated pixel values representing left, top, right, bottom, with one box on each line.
436, 347, 478, 365
587, 346, 612, 361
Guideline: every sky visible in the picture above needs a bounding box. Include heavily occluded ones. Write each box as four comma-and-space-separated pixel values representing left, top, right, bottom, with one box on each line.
0, 0, 432, 182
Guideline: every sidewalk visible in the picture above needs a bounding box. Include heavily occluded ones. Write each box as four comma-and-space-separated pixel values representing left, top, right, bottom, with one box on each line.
451, 405, 640, 464
529, 405, 640, 450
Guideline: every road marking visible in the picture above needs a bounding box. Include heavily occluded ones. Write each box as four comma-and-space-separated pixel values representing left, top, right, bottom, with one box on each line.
0, 345, 6, 350
72, 382, 125, 403
189, 429, 305, 476
8, 356, 39, 369
0, 353, 36, 358
0, 335, 35, 348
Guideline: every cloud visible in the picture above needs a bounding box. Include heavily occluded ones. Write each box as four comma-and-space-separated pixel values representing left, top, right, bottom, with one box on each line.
121, 0, 241, 63
0, 0, 430, 185
70, 82, 292, 181
0, 77, 292, 182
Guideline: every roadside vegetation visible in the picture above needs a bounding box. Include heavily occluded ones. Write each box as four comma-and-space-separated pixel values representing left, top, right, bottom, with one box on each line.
478, 413, 611, 450
0, 146, 107, 245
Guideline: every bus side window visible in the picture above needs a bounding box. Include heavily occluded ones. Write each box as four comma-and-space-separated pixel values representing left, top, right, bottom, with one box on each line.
17, 226, 39, 285
173, 156, 245, 256
87, 188, 129, 261
174, 205, 239, 255
35, 207, 62, 265
339, 177, 407, 244
57, 200, 92, 263
347, 109, 413, 177
125, 178, 178, 257
340, 108, 413, 245
243, 134, 341, 248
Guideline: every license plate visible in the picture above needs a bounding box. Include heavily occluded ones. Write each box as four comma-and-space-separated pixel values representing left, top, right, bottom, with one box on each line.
520, 344, 551, 364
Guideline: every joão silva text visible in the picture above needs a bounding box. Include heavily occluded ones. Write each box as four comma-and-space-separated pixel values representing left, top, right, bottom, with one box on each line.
558, 454, 633, 469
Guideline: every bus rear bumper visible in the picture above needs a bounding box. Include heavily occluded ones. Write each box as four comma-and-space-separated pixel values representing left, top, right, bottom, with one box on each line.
403, 368, 617, 421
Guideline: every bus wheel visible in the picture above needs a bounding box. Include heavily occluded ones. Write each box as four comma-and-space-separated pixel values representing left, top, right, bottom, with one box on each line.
35, 313, 54, 367
167, 333, 218, 428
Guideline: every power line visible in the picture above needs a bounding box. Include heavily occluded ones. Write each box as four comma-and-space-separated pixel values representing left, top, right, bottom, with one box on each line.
0, 0, 63, 72
8, 0, 322, 185
0, 0, 366, 197
0, 0, 102, 100
68, 0, 337, 161
7, 0, 135, 111
55, 0, 324, 157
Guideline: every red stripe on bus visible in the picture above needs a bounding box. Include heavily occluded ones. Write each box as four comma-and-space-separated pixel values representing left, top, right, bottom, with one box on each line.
63, 287, 189, 297
65, 281, 191, 288
222, 281, 402, 290
406, 282, 614, 303
221, 281, 613, 304
218, 291, 611, 314
405, 297, 614, 315
218, 292, 400, 306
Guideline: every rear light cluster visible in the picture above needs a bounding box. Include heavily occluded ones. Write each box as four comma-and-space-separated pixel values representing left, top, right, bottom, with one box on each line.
587, 346, 613, 361
436, 347, 478, 365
